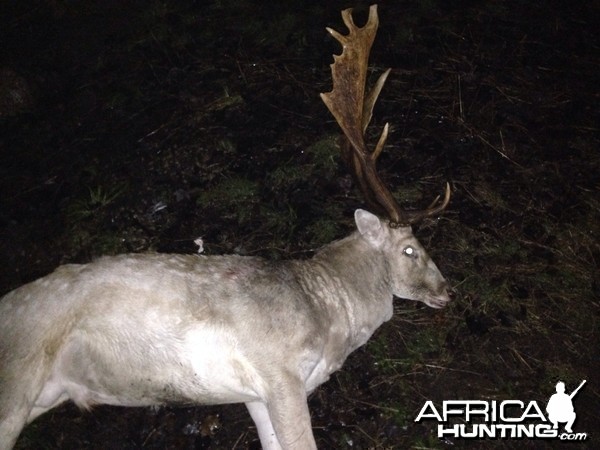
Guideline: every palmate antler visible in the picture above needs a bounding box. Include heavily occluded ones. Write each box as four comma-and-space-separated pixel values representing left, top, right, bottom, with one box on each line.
320, 4, 450, 227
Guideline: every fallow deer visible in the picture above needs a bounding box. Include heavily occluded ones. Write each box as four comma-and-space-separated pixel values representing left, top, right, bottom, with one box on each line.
0, 5, 450, 449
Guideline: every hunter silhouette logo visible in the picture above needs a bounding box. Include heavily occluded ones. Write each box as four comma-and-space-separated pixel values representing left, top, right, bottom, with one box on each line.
414, 379, 589, 441
546, 380, 586, 433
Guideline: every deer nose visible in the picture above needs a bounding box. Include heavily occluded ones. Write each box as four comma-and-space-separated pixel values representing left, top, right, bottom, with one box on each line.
439, 284, 457, 304
433, 279, 452, 304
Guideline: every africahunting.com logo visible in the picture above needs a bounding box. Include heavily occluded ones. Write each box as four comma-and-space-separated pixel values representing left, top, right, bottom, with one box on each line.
415, 380, 588, 441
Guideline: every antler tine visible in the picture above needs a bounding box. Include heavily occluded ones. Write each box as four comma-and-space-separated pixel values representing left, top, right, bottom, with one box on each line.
320, 4, 450, 226
404, 181, 452, 223
363, 68, 390, 136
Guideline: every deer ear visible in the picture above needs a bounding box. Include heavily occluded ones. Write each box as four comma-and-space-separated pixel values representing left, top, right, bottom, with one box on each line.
355, 209, 385, 247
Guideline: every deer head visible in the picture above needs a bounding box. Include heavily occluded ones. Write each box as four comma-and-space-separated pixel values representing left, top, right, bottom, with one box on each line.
320, 4, 450, 227
320, 4, 451, 309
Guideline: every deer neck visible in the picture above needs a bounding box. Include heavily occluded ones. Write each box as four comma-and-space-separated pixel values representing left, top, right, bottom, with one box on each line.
294, 232, 394, 351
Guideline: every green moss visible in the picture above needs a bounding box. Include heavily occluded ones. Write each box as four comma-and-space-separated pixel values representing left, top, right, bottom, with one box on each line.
305, 136, 339, 176
198, 176, 259, 223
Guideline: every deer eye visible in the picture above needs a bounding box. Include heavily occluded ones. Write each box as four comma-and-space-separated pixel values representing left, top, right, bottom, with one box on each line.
403, 246, 418, 259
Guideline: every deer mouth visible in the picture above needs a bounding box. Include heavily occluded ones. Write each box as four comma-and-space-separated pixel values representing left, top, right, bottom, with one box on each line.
395, 292, 451, 309
424, 293, 451, 309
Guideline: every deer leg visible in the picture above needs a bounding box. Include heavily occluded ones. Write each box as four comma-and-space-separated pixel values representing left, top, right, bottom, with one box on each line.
0, 373, 40, 450
246, 401, 283, 450
0, 352, 61, 449
0, 409, 29, 450
263, 376, 316, 450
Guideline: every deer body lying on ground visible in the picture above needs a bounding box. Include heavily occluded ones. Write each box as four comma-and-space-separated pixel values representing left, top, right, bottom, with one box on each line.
0, 5, 451, 449
0, 210, 449, 450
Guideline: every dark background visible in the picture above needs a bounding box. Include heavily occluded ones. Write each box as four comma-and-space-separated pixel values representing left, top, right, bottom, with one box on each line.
0, 0, 598, 448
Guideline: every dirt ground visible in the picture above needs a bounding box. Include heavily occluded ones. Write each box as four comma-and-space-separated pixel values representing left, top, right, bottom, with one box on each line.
0, 1, 598, 449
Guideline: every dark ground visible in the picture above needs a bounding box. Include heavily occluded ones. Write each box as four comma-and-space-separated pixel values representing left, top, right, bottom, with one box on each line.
0, 0, 598, 448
